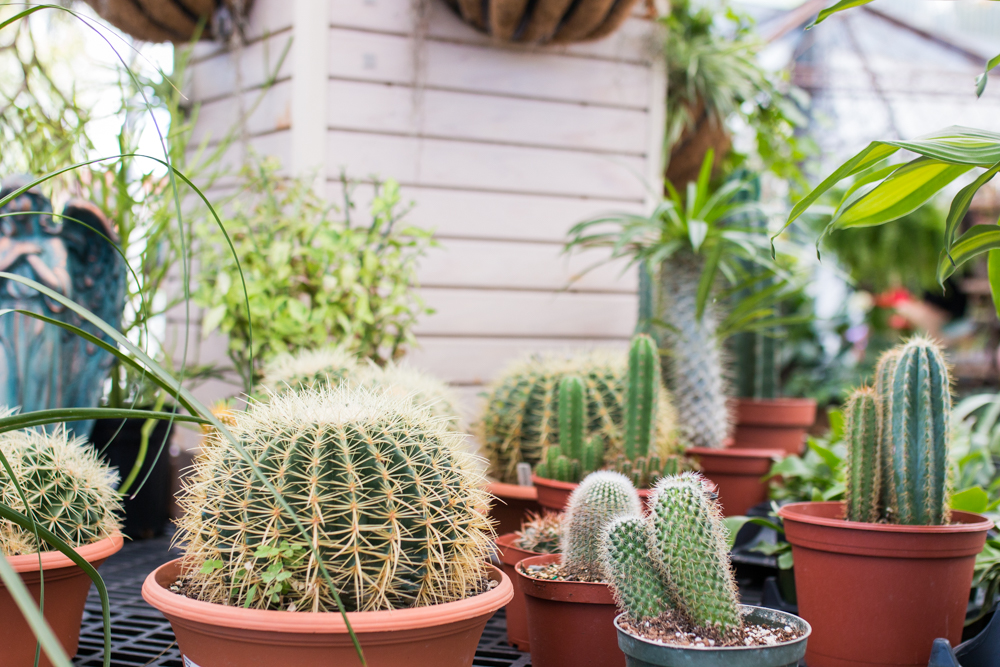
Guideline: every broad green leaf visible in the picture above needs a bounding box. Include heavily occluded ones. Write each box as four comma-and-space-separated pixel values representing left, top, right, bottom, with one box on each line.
944, 161, 1000, 255
828, 408, 845, 440
832, 158, 972, 229
989, 249, 1000, 318
695, 242, 723, 321
688, 219, 709, 252
977, 52, 1000, 98
893, 126, 1000, 166
201, 304, 227, 336
951, 486, 991, 514
937, 225, 1000, 283
778, 551, 794, 570
724, 516, 751, 551
808, 439, 843, 472
809, 0, 874, 28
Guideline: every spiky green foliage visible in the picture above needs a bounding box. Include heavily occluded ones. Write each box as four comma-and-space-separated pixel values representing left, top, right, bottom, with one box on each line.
561, 471, 641, 579
478, 350, 678, 483
659, 253, 730, 449
874, 347, 901, 515
534, 376, 605, 482
885, 337, 952, 526
625, 334, 658, 460
844, 387, 881, 523
177, 386, 493, 612
600, 515, 673, 620
259, 345, 360, 394
514, 512, 563, 554
0, 425, 121, 556
648, 472, 741, 633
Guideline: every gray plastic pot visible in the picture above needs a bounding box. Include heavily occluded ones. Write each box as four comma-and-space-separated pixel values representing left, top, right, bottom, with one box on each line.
613, 606, 810, 667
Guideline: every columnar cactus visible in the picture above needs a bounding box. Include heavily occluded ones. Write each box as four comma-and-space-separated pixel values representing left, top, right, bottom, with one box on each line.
561, 471, 641, 579
0, 425, 121, 556
844, 387, 881, 523
884, 337, 951, 526
477, 349, 678, 483
874, 347, 901, 514
600, 472, 742, 635
624, 334, 658, 461
534, 376, 605, 482
177, 386, 493, 612
611, 452, 682, 489
259, 345, 360, 393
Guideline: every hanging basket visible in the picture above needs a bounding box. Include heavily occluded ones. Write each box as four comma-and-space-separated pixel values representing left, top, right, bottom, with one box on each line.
442, 0, 645, 44
81, 0, 252, 43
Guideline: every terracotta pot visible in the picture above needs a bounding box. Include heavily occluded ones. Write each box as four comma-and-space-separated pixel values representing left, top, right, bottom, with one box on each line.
517, 553, 624, 667
442, 0, 644, 45
685, 447, 784, 516
1, 532, 123, 667
486, 481, 541, 536
143, 558, 514, 667
79, 0, 252, 43
495, 533, 540, 651
732, 398, 817, 455
533, 474, 653, 512
779, 501, 993, 667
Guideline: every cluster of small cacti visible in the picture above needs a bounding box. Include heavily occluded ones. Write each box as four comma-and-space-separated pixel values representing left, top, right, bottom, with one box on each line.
177, 386, 493, 612
0, 424, 121, 556
600, 472, 742, 635
477, 349, 678, 484
561, 471, 642, 580
610, 452, 683, 489
533, 376, 605, 482
843, 336, 951, 526
513, 512, 563, 554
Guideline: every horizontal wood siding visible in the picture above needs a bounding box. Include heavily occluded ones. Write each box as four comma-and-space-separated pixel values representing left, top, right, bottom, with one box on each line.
181, 0, 663, 420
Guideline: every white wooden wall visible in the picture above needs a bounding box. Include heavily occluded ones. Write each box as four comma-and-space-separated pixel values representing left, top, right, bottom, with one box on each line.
175, 0, 665, 430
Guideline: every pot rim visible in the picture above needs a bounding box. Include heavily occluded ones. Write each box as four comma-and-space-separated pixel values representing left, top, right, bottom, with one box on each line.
485, 481, 538, 501
686, 446, 786, 460
733, 397, 817, 408
530, 474, 578, 491
779, 501, 994, 534
495, 532, 542, 562
142, 558, 513, 634
5, 531, 124, 574
612, 607, 811, 652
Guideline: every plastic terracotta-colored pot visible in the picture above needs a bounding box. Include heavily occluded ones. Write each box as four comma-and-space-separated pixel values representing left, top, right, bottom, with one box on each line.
779, 501, 993, 667
517, 553, 624, 667
143, 558, 513, 667
732, 398, 817, 455
496, 533, 541, 651
613, 607, 810, 667
486, 481, 541, 536
532, 475, 653, 512
685, 447, 784, 516
1, 532, 123, 667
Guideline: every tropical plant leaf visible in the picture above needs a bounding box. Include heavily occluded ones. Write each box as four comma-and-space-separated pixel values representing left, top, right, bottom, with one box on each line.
695, 242, 723, 321
944, 161, 1000, 255
809, 0, 874, 28
976, 52, 1000, 98
989, 249, 1000, 318
951, 486, 991, 513
937, 225, 1000, 283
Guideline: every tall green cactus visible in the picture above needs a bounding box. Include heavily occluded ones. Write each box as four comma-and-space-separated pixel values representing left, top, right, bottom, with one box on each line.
560, 376, 585, 461
600, 515, 672, 620
625, 334, 658, 461
884, 337, 951, 526
562, 471, 641, 578
647, 472, 741, 632
535, 375, 605, 482
844, 387, 881, 523
874, 347, 901, 515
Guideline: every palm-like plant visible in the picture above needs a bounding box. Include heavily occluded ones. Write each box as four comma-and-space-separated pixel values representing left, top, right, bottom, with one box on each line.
567, 153, 801, 449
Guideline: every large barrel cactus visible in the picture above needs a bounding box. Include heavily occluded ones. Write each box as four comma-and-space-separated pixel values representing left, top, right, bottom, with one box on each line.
600, 472, 742, 636
177, 387, 493, 612
0, 425, 121, 556
478, 349, 678, 484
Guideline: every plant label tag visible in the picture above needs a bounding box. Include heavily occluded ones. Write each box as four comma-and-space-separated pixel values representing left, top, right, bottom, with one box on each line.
184, 658, 202, 667
516, 462, 533, 486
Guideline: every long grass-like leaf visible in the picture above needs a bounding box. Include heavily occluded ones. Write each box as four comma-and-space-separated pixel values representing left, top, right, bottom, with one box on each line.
988, 249, 1000, 318
937, 225, 1000, 284
695, 242, 723, 321
976, 52, 1000, 98
943, 161, 1000, 257
809, 0, 874, 28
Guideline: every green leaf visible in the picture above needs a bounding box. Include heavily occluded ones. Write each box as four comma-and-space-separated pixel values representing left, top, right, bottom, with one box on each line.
809, 0, 874, 28
943, 162, 1000, 254
832, 158, 972, 229
808, 439, 843, 472
695, 242, 723, 321
937, 225, 1000, 283
777, 551, 794, 570
200, 559, 224, 574
977, 52, 1000, 98
951, 486, 991, 514
828, 408, 845, 441
201, 304, 227, 337
724, 516, 751, 551
989, 249, 1000, 318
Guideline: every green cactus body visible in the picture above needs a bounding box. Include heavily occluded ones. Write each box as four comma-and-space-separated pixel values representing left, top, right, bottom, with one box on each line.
600, 515, 673, 620
514, 512, 563, 554
562, 471, 641, 579
478, 350, 679, 483
558, 376, 586, 462
353, 362, 463, 429
259, 345, 359, 393
885, 337, 951, 526
844, 387, 881, 523
625, 334, 658, 460
874, 347, 901, 515
648, 472, 741, 633
582, 435, 604, 474
178, 386, 493, 612
0, 426, 121, 556
656, 252, 730, 449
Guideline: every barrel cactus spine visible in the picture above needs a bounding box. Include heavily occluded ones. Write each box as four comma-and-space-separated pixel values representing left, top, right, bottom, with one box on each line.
177, 386, 493, 612
259, 345, 360, 393
561, 471, 641, 579
844, 387, 881, 523
884, 336, 952, 526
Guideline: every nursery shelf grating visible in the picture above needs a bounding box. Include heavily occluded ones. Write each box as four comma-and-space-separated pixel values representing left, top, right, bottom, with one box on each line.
73, 534, 532, 667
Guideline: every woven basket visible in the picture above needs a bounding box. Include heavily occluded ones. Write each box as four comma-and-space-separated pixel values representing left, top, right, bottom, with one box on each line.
82, 0, 252, 43
442, 0, 644, 44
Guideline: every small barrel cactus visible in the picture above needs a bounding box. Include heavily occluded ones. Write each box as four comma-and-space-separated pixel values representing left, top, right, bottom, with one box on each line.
601, 472, 741, 636
561, 471, 641, 579
177, 386, 493, 612
0, 425, 121, 556
534, 376, 605, 482
844, 387, 881, 523
477, 349, 678, 484
258, 345, 360, 393
514, 511, 563, 554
